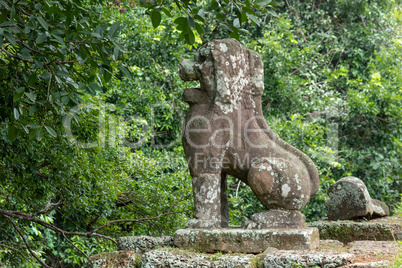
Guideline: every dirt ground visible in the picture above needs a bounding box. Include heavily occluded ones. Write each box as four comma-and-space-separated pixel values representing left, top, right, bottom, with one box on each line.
318, 240, 402, 265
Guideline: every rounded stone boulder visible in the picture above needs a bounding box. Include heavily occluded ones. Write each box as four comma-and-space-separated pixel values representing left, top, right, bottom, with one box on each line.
325, 177, 373, 220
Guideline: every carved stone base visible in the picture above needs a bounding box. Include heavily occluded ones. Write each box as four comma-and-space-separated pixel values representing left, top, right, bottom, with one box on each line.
174, 228, 319, 253
243, 210, 307, 229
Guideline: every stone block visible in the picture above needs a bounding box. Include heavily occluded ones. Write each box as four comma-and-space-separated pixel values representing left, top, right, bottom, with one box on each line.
243, 210, 307, 229
117, 236, 173, 253
263, 251, 355, 268
344, 261, 391, 267
140, 248, 257, 268
307, 218, 402, 243
174, 227, 319, 253
86, 251, 140, 268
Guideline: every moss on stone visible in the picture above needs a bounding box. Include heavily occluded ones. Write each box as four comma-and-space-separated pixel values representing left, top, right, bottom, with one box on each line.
307, 217, 402, 243
86, 251, 141, 268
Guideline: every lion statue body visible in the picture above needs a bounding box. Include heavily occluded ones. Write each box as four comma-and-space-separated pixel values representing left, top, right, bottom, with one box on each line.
180, 39, 319, 229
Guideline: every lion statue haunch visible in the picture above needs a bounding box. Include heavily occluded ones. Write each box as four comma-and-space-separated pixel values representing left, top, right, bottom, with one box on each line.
180, 39, 319, 229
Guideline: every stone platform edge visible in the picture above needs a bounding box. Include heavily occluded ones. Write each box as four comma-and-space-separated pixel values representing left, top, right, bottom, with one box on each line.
173, 227, 319, 253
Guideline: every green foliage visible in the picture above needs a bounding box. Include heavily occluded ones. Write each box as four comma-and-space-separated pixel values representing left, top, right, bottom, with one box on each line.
0, 1, 192, 267
252, 0, 402, 220
139, 0, 278, 45
1, 0, 401, 266
0, 0, 126, 142
226, 0, 401, 222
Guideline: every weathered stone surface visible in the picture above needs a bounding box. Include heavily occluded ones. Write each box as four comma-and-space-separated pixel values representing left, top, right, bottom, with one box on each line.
256, 246, 279, 259
86, 251, 140, 268
180, 38, 319, 228
140, 248, 257, 268
344, 261, 391, 267
263, 250, 355, 268
371, 199, 389, 218
307, 217, 402, 243
318, 239, 346, 252
174, 227, 319, 253
326, 176, 373, 220
347, 240, 400, 264
243, 210, 306, 229
117, 236, 173, 253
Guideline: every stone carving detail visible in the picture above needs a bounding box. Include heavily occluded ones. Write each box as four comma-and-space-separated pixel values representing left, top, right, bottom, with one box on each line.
180, 38, 319, 228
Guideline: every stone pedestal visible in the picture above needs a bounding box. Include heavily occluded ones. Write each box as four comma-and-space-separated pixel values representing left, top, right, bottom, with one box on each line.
174, 227, 319, 253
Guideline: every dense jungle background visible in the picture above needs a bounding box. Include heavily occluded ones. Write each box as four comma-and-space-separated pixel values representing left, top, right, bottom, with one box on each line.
0, 0, 401, 266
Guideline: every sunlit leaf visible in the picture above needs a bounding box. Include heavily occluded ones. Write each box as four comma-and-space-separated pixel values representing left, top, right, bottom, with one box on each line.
13, 108, 19, 120
45, 126, 57, 137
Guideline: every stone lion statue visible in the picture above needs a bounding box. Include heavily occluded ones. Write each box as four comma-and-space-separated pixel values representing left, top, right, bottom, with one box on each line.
180, 39, 319, 229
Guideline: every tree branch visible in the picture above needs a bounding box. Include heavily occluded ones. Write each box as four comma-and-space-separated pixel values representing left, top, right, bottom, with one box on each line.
0, 242, 36, 266
62, 232, 88, 259
4, 215, 51, 268
92, 209, 192, 233
0, 209, 117, 244
35, 162, 51, 179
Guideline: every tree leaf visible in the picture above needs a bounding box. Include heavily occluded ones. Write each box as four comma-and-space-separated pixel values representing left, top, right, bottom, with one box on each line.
117, 64, 132, 80
25, 92, 36, 102
45, 125, 57, 137
36, 16, 48, 30
108, 22, 120, 38
246, 13, 260, 26
220, 23, 233, 32
103, 68, 112, 83
255, 0, 272, 7
21, 124, 29, 134
161, 7, 172, 18
0, 21, 17, 27
13, 108, 19, 120
52, 34, 64, 44
198, 9, 205, 18
28, 74, 37, 85
216, 13, 226, 20
13, 92, 24, 102
35, 129, 43, 141
36, 34, 47, 44
150, 10, 161, 28
267, 8, 277, 17
195, 23, 204, 35
233, 18, 240, 28
0, 1, 10, 10
240, 12, 247, 23
187, 15, 195, 29
3, 33, 16, 46
8, 125, 18, 142
29, 105, 38, 115
230, 30, 240, 40
184, 30, 195, 45
28, 123, 40, 129
211, 0, 219, 10
57, 70, 70, 78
